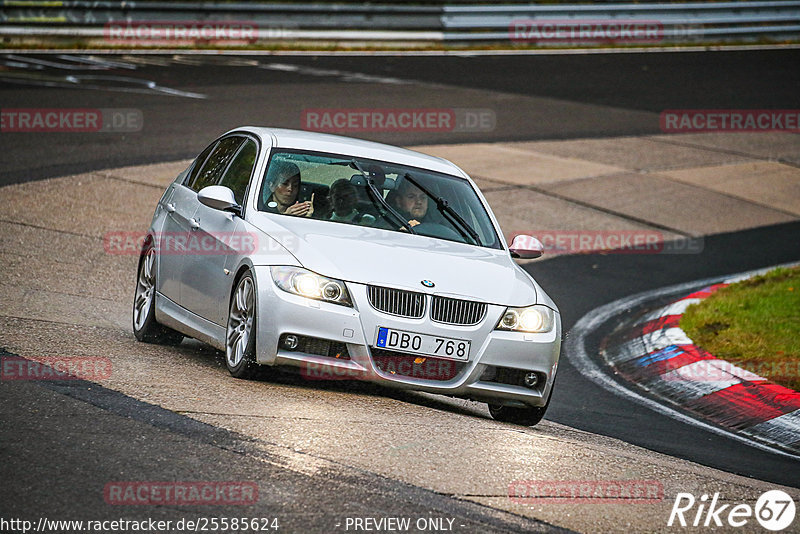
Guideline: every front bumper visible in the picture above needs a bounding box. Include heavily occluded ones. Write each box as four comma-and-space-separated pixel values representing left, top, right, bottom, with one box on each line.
252, 266, 561, 408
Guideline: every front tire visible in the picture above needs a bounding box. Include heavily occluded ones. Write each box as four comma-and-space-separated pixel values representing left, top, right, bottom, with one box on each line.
133, 245, 184, 345
489, 375, 556, 427
488, 403, 548, 427
225, 272, 261, 379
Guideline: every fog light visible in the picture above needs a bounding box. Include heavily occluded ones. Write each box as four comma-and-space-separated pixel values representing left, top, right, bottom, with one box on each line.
282, 334, 299, 350
523, 372, 539, 388
481, 366, 497, 381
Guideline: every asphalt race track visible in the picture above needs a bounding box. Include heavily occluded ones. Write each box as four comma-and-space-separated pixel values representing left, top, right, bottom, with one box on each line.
1, 49, 799, 532
532, 221, 800, 485
2, 49, 799, 186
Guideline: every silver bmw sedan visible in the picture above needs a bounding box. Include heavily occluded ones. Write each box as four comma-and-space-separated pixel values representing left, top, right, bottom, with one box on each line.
133, 127, 561, 426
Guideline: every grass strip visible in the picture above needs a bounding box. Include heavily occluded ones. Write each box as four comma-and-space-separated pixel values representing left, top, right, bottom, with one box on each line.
681, 266, 800, 391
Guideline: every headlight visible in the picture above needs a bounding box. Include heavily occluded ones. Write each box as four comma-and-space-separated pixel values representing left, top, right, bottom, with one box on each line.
496, 305, 554, 333
271, 266, 353, 307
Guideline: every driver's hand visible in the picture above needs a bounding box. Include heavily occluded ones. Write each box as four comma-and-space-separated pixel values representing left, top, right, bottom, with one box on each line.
285, 200, 312, 217
305, 193, 315, 218
399, 219, 420, 231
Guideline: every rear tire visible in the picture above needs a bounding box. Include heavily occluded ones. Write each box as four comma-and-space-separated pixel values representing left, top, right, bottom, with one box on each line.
225, 272, 261, 379
132, 245, 184, 345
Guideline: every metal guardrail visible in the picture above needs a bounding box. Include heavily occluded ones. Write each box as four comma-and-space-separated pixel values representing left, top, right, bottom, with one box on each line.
1, 1, 799, 44
443, 1, 800, 41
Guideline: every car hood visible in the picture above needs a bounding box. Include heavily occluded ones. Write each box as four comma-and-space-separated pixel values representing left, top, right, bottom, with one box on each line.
249, 214, 540, 307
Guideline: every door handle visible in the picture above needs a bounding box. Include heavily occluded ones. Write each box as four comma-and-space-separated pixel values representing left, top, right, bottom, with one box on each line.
190, 218, 200, 230
165, 203, 176, 213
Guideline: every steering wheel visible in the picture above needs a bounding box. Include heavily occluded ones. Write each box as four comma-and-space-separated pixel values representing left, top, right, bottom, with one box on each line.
413, 222, 464, 242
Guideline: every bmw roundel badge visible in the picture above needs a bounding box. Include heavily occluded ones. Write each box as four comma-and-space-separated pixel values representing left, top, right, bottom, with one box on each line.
421, 280, 435, 288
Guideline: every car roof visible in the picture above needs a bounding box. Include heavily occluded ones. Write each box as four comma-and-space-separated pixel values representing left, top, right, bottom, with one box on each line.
228, 126, 467, 178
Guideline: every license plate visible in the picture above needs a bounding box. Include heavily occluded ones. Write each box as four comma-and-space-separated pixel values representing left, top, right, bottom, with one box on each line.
375, 327, 470, 361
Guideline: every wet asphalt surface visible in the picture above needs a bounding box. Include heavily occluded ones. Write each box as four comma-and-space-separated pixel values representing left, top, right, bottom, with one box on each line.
2, 49, 799, 186
1, 49, 799, 532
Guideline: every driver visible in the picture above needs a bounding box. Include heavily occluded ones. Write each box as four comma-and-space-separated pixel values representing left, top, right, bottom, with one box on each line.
389, 178, 429, 228
263, 161, 314, 217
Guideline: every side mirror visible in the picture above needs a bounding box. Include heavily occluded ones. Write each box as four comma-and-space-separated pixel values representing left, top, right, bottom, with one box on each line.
509, 234, 544, 259
198, 186, 241, 214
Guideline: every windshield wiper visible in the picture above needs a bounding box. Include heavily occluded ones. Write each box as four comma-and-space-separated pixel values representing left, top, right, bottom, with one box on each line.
402, 173, 481, 245
351, 160, 416, 234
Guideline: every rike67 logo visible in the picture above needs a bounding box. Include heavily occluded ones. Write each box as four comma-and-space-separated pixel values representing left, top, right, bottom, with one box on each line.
668, 490, 796, 531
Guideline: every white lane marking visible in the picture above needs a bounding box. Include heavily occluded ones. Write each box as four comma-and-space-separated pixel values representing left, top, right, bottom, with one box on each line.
605, 328, 693, 365
743, 410, 800, 446
119, 55, 175, 66
4, 53, 107, 70
1, 59, 43, 69
644, 377, 744, 403
169, 55, 259, 67
564, 261, 800, 459
0, 76, 77, 90
0, 73, 207, 99
259, 62, 409, 85
663, 359, 766, 384
1, 54, 204, 98
68, 74, 207, 98
642, 360, 767, 402
636, 298, 701, 324
643, 327, 693, 352
58, 54, 138, 70
261, 63, 298, 72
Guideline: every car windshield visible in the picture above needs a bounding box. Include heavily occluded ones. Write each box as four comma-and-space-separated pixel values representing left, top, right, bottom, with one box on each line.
257, 149, 502, 249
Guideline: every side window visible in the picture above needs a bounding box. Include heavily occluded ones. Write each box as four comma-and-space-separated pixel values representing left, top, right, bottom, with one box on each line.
218, 139, 257, 205
188, 136, 244, 192
184, 141, 217, 189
